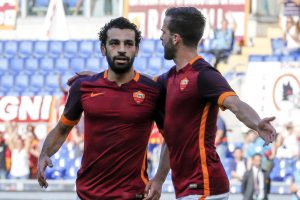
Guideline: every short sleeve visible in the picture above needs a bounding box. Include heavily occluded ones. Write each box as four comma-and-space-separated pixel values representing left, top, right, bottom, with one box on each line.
153, 74, 167, 130
197, 67, 237, 110
60, 79, 83, 126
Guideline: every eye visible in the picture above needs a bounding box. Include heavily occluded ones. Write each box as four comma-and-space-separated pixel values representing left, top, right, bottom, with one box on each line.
125, 41, 134, 46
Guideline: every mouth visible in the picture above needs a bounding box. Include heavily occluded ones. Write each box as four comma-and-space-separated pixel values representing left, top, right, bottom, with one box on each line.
114, 56, 129, 64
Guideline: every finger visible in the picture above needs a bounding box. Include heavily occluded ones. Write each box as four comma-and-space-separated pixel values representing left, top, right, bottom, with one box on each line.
144, 190, 155, 200
262, 116, 276, 123
144, 182, 151, 198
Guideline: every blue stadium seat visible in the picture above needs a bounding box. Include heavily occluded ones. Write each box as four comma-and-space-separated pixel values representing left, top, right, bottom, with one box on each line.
10, 58, 24, 75
19, 41, 34, 58
70, 58, 85, 72
280, 55, 296, 62
248, 55, 264, 62
4, 41, 18, 58
25, 58, 39, 74
45, 74, 59, 92
34, 41, 48, 58
21, 90, 35, 96
140, 39, 156, 57
86, 57, 101, 72
40, 58, 55, 75
79, 40, 94, 58
0, 74, 14, 93
55, 58, 69, 74
49, 41, 64, 57
14, 74, 29, 92
0, 58, 9, 74
30, 74, 44, 93
6, 91, 20, 96
155, 40, 164, 57
0, 41, 3, 56
163, 59, 175, 69
264, 55, 280, 62
148, 57, 162, 70
134, 57, 148, 72
101, 58, 109, 69
64, 40, 78, 58
94, 40, 101, 56
147, 57, 162, 76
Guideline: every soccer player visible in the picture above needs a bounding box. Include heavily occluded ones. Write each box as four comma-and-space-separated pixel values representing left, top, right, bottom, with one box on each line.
37, 17, 164, 200
145, 7, 277, 200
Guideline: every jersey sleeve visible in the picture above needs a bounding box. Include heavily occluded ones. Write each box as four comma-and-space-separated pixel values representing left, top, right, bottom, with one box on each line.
153, 74, 167, 130
60, 79, 83, 126
197, 67, 237, 110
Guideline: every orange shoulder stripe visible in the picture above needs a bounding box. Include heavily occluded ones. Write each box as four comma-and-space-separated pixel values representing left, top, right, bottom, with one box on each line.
217, 91, 237, 110
60, 114, 80, 126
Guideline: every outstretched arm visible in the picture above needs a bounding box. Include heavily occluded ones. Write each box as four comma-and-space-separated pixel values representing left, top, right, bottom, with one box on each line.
37, 121, 73, 188
223, 96, 276, 145
144, 142, 170, 200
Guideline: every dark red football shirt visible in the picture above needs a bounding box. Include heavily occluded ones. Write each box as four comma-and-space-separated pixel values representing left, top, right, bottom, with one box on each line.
60, 71, 164, 200
158, 56, 236, 198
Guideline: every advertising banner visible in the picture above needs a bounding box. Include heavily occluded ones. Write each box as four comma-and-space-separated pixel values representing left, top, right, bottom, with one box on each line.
126, 0, 246, 38
0, 0, 18, 30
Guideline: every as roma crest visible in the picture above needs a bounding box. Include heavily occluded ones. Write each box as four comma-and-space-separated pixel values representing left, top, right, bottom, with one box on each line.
133, 91, 145, 104
180, 77, 189, 91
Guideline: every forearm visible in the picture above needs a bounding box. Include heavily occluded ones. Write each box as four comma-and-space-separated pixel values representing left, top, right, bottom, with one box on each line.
228, 100, 260, 132
40, 122, 72, 158
153, 142, 170, 183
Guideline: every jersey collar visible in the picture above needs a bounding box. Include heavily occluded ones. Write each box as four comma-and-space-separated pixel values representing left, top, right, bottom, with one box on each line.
103, 70, 140, 82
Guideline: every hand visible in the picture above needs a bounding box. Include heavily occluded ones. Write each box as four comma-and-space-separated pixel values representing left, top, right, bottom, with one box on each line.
67, 71, 96, 86
37, 155, 53, 188
257, 117, 276, 146
143, 178, 163, 200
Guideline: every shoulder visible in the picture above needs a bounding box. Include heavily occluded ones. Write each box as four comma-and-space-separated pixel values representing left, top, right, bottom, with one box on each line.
138, 73, 162, 89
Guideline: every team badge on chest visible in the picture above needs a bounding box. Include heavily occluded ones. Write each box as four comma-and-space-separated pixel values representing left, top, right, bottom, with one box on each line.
133, 91, 145, 104
180, 77, 189, 91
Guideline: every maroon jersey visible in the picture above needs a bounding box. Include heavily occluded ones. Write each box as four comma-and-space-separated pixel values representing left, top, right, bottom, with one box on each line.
158, 56, 236, 198
60, 71, 164, 200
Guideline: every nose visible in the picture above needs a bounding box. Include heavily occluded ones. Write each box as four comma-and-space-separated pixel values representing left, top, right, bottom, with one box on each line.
118, 43, 126, 54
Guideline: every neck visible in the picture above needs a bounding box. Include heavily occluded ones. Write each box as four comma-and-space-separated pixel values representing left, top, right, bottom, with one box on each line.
107, 67, 135, 86
174, 45, 198, 71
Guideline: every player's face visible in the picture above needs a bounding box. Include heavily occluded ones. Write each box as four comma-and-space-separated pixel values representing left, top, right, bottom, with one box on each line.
160, 17, 176, 60
102, 28, 138, 74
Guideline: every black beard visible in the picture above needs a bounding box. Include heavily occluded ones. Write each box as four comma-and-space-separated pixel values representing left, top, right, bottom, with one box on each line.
164, 40, 175, 60
106, 55, 135, 74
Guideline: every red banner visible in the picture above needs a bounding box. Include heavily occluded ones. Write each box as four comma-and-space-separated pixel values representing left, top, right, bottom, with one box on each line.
0, 96, 55, 122
0, 0, 18, 30
126, 0, 246, 38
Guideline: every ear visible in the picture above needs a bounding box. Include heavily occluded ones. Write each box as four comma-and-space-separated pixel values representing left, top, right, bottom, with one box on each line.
101, 44, 106, 56
173, 34, 182, 45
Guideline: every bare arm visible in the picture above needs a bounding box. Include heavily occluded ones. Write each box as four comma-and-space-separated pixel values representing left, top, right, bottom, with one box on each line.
144, 142, 170, 200
223, 96, 276, 145
37, 121, 73, 188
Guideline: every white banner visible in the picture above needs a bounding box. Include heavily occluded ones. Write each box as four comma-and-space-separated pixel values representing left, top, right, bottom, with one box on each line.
0, 96, 55, 122
242, 61, 300, 125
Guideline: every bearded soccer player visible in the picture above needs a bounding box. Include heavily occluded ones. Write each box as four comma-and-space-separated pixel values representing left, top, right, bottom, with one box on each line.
37, 17, 164, 200
145, 7, 277, 200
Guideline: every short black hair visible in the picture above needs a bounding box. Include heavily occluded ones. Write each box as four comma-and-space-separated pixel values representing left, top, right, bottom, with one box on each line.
165, 7, 206, 47
98, 17, 142, 47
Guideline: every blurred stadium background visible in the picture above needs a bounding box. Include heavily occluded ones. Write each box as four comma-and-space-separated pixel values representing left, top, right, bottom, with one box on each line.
0, 0, 300, 199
